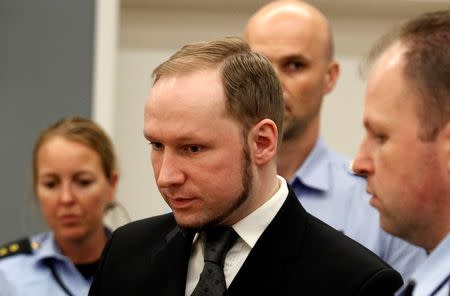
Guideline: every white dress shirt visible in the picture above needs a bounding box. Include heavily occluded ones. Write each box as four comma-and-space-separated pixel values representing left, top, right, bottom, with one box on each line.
185, 176, 288, 296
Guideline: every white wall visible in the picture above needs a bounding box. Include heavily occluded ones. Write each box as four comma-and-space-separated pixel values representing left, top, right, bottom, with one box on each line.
114, 49, 170, 221
107, 3, 437, 225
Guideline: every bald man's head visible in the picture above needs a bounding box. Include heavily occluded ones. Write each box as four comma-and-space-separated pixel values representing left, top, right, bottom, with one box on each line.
245, 0, 334, 61
243, 0, 340, 143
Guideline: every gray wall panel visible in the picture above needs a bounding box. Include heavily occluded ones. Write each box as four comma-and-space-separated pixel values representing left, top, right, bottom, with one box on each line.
0, 0, 95, 242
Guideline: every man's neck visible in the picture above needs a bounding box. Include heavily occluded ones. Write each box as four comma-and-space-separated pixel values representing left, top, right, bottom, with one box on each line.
422, 222, 450, 253
277, 123, 319, 181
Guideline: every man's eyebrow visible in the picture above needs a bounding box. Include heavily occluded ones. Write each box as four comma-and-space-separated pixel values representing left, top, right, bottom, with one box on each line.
143, 132, 201, 143
363, 116, 384, 133
143, 130, 152, 141
171, 134, 201, 143
280, 53, 308, 63
363, 118, 369, 129
363, 118, 373, 131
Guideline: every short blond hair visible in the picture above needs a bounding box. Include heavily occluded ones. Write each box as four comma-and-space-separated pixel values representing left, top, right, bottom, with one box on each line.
153, 37, 284, 145
365, 10, 450, 141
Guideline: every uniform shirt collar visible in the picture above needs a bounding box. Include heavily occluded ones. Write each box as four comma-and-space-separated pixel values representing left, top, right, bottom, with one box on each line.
409, 233, 450, 295
291, 138, 330, 192
32, 227, 112, 263
32, 232, 66, 262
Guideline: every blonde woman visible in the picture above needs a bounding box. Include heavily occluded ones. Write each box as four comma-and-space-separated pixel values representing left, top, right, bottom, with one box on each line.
0, 116, 119, 296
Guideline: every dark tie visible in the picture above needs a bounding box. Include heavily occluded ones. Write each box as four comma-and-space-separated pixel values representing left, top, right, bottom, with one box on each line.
401, 280, 416, 296
191, 228, 238, 296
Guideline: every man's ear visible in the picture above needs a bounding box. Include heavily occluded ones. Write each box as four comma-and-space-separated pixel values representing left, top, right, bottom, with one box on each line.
323, 61, 340, 95
437, 122, 450, 175
250, 119, 278, 166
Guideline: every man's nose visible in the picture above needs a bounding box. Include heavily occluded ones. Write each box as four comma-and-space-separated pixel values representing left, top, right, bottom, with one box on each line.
156, 152, 186, 188
352, 139, 373, 176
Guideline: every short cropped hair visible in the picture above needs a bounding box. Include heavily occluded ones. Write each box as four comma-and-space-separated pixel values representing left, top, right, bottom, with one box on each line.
366, 10, 450, 141
32, 116, 117, 193
152, 37, 284, 146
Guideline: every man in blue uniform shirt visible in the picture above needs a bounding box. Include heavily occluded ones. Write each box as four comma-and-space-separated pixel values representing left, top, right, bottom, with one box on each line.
353, 9, 450, 296
244, 0, 426, 281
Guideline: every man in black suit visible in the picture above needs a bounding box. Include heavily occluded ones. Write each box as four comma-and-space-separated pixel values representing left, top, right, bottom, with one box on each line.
89, 36, 402, 296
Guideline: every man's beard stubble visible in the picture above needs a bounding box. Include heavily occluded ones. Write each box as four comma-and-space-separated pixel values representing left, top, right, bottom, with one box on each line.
282, 116, 309, 142
186, 142, 253, 232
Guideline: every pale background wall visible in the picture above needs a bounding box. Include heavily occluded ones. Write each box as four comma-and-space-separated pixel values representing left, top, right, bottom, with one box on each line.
3, 0, 447, 242
107, 0, 449, 225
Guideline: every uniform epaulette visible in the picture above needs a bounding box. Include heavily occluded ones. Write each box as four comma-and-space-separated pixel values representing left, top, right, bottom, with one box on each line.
0, 238, 40, 260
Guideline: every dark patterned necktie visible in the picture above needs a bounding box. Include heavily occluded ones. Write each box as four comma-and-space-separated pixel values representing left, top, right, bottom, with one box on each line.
191, 228, 238, 296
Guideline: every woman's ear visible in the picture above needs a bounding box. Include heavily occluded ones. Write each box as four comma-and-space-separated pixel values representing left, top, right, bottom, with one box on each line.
250, 119, 279, 166
108, 171, 119, 204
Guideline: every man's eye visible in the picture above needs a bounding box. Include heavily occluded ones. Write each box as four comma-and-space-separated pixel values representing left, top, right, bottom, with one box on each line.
373, 133, 387, 143
285, 61, 305, 71
184, 145, 202, 153
149, 141, 164, 150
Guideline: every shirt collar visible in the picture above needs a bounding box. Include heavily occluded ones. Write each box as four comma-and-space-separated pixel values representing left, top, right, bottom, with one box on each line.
32, 227, 113, 263
191, 177, 288, 249
291, 138, 330, 192
409, 233, 450, 295
32, 232, 66, 262
232, 176, 288, 248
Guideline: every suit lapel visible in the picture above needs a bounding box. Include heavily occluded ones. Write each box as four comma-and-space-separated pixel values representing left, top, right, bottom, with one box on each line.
149, 225, 195, 296
227, 189, 308, 295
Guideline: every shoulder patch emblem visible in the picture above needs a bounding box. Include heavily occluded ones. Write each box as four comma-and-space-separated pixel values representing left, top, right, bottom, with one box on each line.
0, 238, 37, 259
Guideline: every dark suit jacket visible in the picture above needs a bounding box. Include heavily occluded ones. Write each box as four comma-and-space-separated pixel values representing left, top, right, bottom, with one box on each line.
89, 189, 403, 295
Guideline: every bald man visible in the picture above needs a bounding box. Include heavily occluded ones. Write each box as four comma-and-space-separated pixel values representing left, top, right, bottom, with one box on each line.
245, 0, 426, 281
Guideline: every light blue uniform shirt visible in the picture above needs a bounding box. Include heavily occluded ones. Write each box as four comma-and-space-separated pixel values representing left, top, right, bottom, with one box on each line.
0, 232, 91, 296
400, 233, 450, 296
290, 139, 427, 281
